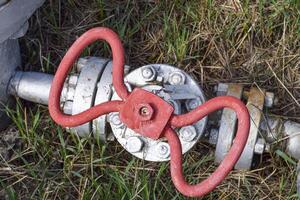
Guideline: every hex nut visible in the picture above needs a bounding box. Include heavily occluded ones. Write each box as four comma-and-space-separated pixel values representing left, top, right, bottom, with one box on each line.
66, 87, 76, 101
185, 98, 200, 111
109, 113, 123, 128
214, 83, 228, 93
157, 143, 170, 158
254, 138, 265, 154
168, 99, 181, 114
63, 101, 73, 115
179, 126, 197, 142
126, 137, 144, 153
141, 66, 156, 81
168, 71, 186, 85
264, 92, 275, 108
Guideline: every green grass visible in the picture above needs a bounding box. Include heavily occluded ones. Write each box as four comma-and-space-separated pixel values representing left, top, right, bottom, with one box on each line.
1, 0, 300, 199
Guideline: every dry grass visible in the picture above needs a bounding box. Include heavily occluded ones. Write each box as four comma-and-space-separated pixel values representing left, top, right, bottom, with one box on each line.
1, 0, 300, 199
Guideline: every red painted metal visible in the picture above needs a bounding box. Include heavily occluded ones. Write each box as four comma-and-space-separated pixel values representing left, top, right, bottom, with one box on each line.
119, 88, 174, 140
48, 27, 250, 197
166, 96, 250, 197
48, 27, 127, 127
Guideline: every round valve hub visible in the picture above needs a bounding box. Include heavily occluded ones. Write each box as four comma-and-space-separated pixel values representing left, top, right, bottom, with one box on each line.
109, 64, 207, 162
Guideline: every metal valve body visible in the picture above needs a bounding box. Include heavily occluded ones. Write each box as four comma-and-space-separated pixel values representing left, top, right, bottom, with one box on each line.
10, 57, 208, 162
110, 64, 207, 161
6, 52, 300, 197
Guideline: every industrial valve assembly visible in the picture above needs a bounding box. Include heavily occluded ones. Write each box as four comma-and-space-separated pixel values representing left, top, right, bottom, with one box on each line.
0, 0, 300, 198
3, 27, 300, 197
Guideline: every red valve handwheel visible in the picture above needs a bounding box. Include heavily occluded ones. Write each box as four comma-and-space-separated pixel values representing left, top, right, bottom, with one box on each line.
48, 27, 250, 198
48, 28, 127, 127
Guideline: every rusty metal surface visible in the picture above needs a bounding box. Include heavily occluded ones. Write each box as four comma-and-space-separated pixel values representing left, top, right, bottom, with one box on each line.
235, 87, 265, 169
215, 84, 243, 164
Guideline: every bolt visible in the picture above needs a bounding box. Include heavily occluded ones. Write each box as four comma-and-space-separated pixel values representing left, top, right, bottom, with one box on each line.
157, 143, 170, 158
76, 57, 89, 72
208, 128, 219, 145
124, 65, 131, 75
109, 113, 123, 128
214, 83, 228, 92
140, 107, 150, 116
169, 71, 186, 85
63, 101, 73, 115
264, 92, 275, 108
168, 99, 181, 114
66, 87, 76, 101
141, 66, 156, 81
156, 76, 163, 82
137, 103, 154, 121
179, 126, 197, 142
185, 98, 200, 110
254, 138, 265, 154
60, 87, 68, 102
68, 75, 79, 87
126, 136, 144, 153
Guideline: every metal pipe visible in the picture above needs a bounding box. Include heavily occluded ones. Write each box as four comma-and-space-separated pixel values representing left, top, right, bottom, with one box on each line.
8, 71, 53, 105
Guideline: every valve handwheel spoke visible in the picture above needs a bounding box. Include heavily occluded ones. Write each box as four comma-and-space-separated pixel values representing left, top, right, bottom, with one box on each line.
48, 27, 129, 127
48, 27, 250, 198
165, 96, 250, 197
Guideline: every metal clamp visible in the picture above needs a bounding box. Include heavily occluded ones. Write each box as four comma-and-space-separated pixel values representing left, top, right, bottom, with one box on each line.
48, 27, 250, 198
